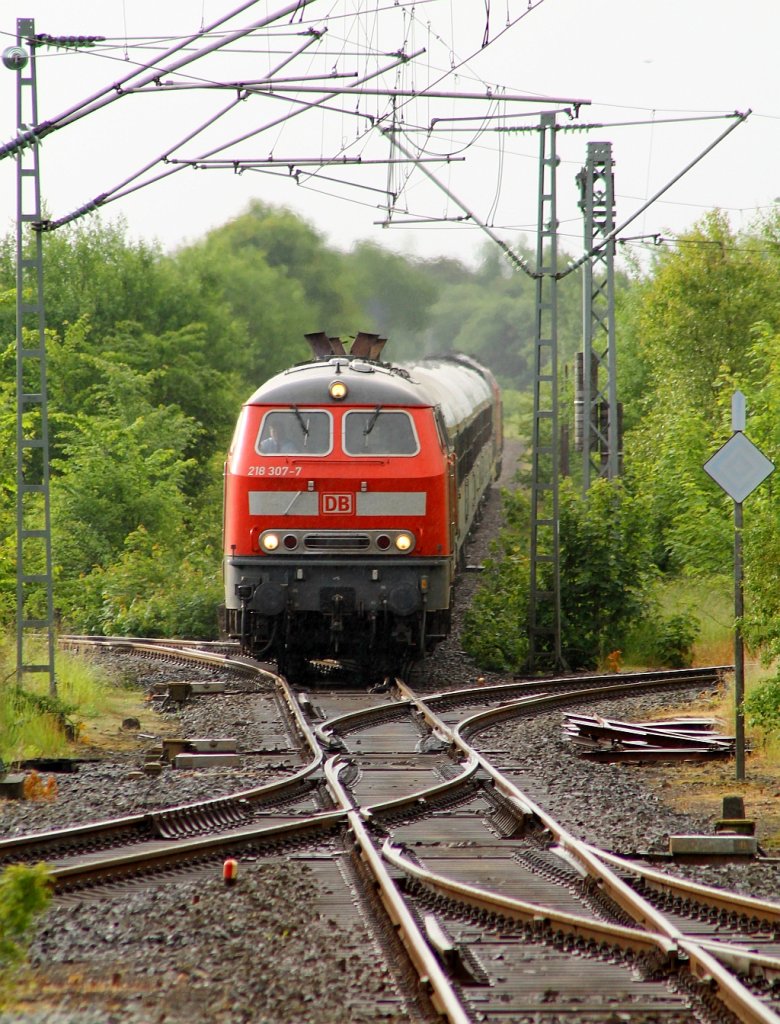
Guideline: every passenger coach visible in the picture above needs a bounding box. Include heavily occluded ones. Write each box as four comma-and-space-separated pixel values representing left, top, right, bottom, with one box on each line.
223, 331, 502, 679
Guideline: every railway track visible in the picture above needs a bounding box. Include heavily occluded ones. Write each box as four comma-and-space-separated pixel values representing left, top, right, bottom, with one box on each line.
6, 639, 779, 1023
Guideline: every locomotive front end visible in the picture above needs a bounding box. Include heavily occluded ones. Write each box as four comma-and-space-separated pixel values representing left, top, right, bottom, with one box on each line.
223, 353, 453, 677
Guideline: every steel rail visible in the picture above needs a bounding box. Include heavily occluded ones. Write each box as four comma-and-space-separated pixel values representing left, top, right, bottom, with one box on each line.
315, 697, 414, 747
23, 666, 779, 1016
324, 758, 472, 1024
381, 840, 678, 960
0, 748, 323, 863
359, 751, 482, 819
15, 652, 728, 872
39, 748, 471, 893
589, 846, 780, 926
1, 660, 324, 863
385, 840, 780, 983
384, 839, 780, 989
60, 634, 239, 653
49, 810, 347, 889
419, 667, 728, 716
63, 637, 267, 676
682, 939, 780, 981
32, 739, 780, 997
314, 666, 729, 746
396, 681, 780, 1024
420, 665, 731, 714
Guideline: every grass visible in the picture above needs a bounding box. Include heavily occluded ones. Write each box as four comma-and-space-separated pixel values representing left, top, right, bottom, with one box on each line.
621, 574, 780, 851
656, 575, 735, 666
646, 573, 774, 722
0, 638, 158, 768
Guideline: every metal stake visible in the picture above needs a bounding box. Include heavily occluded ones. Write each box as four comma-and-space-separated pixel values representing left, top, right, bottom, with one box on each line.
734, 500, 745, 780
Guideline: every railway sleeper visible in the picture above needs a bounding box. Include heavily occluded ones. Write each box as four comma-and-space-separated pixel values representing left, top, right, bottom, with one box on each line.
670, 971, 743, 1024
636, 880, 780, 938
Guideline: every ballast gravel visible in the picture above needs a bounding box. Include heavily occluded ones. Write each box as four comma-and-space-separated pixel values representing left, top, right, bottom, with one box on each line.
8, 860, 401, 1024
4, 439, 780, 1022
0, 663, 290, 838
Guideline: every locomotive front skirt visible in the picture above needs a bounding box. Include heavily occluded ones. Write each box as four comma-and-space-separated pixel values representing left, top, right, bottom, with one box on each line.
222, 339, 502, 678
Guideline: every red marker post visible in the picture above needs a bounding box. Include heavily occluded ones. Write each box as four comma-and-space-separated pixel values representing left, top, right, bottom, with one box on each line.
222, 858, 239, 886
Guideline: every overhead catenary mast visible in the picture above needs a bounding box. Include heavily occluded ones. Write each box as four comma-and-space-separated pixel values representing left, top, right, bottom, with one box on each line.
8, 20, 56, 694
576, 140, 619, 491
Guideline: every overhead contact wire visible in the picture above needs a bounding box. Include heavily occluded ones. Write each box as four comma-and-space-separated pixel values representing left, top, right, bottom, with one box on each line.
0, 0, 322, 160
47, 48, 423, 228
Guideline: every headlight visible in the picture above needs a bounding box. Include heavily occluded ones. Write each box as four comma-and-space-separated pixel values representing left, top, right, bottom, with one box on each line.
394, 532, 414, 552
329, 380, 348, 400
262, 532, 280, 552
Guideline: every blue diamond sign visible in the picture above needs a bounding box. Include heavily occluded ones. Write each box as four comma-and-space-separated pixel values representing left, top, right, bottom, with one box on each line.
703, 432, 774, 503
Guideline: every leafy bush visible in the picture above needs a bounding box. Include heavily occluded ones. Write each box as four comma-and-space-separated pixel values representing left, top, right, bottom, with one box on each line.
624, 610, 700, 668
461, 541, 530, 672
745, 673, 780, 737
462, 479, 698, 673
0, 863, 52, 984
74, 525, 223, 639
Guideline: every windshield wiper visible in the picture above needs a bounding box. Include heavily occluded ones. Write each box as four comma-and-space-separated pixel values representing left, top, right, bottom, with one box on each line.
291, 405, 310, 439
363, 405, 382, 436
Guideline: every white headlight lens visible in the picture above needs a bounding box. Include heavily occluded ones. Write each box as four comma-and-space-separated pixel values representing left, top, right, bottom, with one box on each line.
262, 533, 280, 551
395, 532, 413, 552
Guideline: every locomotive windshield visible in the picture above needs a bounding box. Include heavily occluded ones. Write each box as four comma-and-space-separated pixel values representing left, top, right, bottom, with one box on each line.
343, 410, 419, 456
256, 409, 331, 455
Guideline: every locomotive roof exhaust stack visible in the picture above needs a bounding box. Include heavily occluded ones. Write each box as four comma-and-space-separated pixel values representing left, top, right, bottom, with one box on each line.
350, 331, 380, 358
305, 331, 337, 359
304, 332, 348, 358
305, 331, 386, 361
371, 337, 387, 361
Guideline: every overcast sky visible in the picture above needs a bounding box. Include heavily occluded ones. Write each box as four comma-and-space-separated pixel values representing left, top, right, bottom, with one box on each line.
1, 0, 777, 269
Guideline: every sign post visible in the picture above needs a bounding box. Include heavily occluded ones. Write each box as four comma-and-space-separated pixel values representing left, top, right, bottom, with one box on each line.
703, 392, 774, 780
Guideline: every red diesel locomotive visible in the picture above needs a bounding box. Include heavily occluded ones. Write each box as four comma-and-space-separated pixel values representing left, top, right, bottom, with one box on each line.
223, 331, 502, 678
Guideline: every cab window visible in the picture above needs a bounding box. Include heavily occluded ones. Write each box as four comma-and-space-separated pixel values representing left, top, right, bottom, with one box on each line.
256, 410, 331, 455
343, 410, 419, 456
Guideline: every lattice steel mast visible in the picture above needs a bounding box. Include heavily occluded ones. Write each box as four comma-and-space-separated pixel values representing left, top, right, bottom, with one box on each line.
527, 113, 563, 671
576, 141, 619, 489
12, 19, 56, 694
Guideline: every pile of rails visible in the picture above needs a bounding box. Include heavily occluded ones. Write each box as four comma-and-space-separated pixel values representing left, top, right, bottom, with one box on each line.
563, 713, 736, 762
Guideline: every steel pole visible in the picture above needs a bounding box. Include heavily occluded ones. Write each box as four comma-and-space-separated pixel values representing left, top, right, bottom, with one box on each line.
734, 500, 745, 780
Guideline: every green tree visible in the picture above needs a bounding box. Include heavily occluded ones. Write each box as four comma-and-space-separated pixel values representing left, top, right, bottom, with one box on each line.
346, 242, 438, 357
622, 400, 733, 575
180, 200, 362, 381
463, 480, 680, 672
0, 219, 224, 345
45, 335, 206, 630
211, 200, 358, 325
618, 210, 780, 420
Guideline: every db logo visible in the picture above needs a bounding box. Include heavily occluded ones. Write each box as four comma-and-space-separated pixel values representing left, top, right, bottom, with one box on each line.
321, 493, 354, 515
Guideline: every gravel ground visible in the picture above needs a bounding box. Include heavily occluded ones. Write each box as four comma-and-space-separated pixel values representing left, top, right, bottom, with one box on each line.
3, 656, 410, 1023
5, 859, 403, 1024
4, 438, 779, 1022
483, 695, 780, 900
0, 660, 289, 838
